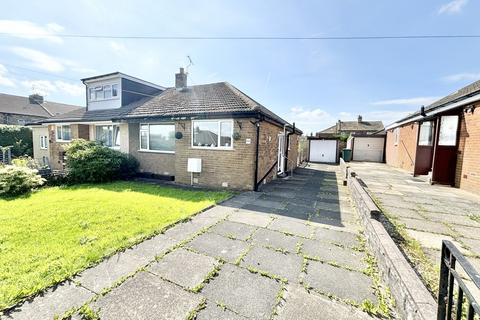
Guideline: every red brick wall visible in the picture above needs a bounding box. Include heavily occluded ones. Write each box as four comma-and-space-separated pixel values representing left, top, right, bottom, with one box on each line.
385, 123, 418, 172
455, 106, 480, 195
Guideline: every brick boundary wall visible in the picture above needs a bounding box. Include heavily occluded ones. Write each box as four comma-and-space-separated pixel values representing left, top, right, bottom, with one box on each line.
345, 166, 437, 320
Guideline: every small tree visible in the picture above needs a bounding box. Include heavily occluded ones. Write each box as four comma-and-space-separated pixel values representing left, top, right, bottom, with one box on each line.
65, 139, 138, 183
0, 125, 33, 157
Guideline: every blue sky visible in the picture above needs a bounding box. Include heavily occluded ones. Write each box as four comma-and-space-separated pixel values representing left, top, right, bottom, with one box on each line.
1, 0, 479, 134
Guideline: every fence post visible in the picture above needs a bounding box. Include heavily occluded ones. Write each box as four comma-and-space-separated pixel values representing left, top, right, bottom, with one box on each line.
437, 242, 449, 320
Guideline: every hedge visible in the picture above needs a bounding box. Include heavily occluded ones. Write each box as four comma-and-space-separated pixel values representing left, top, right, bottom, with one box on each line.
0, 125, 33, 157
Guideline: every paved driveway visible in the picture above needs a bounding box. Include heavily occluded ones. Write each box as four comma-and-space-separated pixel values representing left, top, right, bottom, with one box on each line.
7, 164, 390, 320
349, 162, 480, 287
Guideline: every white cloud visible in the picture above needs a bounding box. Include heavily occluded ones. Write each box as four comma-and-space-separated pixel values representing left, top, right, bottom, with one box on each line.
371, 96, 440, 106
21, 79, 83, 97
10, 47, 65, 72
109, 41, 127, 54
0, 20, 64, 43
438, 0, 468, 14
442, 72, 480, 83
286, 106, 336, 136
0, 64, 16, 87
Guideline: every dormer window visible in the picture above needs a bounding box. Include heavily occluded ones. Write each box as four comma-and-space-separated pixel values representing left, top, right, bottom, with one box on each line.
89, 84, 119, 101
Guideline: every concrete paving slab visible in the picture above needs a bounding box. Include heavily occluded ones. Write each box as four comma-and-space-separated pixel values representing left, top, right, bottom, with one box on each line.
209, 220, 257, 241
313, 226, 359, 248
76, 251, 149, 293
398, 217, 452, 235
227, 209, 274, 228
459, 237, 480, 256
127, 234, 176, 260
163, 217, 218, 241
304, 260, 377, 303
302, 239, 367, 271
250, 198, 286, 210
148, 248, 218, 290
187, 232, 249, 263
4, 281, 94, 320
195, 303, 248, 320
201, 264, 281, 319
380, 206, 424, 220
405, 229, 469, 254
267, 217, 313, 238
275, 284, 374, 320
450, 224, 480, 240
250, 228, 301, 253
92, 272, 202, 320
240, 246, 303, 282
196, 205, 236, 219
424, 212, 480, 228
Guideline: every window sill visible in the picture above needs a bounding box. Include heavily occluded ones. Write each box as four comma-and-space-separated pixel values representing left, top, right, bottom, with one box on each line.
56, 140, 71, 143
40, 148, 48, 150
138, 149, 175, 154
191, 146, 234, 151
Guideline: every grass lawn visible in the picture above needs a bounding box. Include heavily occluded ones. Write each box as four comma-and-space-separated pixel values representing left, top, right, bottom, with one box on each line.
0, 181, 230, 310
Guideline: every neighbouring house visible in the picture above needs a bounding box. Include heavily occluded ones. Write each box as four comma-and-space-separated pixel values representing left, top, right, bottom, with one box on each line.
30, 69, 302, 190
385, 80, 480, 195
346, 131, 386, 162
0, 92, 81, 126
307, 115, 384, 163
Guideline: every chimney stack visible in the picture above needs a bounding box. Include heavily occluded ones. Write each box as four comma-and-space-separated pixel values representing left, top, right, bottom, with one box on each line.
29, 93, 44, 104
175, 67, 187, 90
358, 115, 363, 123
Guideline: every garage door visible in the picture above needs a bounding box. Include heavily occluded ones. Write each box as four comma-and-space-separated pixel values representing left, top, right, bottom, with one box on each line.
309, 140, 337, 163
353, 137, 384, 162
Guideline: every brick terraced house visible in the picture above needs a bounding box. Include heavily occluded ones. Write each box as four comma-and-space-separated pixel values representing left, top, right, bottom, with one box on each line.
385, 80, 480, 195
30, 69, 302, 190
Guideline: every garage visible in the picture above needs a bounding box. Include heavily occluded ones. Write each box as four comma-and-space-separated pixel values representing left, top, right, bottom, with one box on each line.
309, 139, 338, 163
350, 136, 385, 162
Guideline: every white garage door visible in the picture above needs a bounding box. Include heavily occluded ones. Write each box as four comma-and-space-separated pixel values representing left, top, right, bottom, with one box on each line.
353, 137, 384, 162
309, 140, 337, 163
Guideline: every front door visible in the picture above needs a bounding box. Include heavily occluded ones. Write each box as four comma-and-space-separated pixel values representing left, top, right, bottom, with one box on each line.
278, 133, 285, 173
432, 115, 460, 185
414, 121, 435, 176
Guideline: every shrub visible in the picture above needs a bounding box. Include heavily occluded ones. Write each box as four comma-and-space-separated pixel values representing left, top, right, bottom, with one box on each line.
65, 139, 139, 183
0, 125, 33, 157
0, 165, 45, 197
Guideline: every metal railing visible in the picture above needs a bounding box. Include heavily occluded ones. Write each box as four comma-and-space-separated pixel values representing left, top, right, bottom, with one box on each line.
438, 240, 480, 320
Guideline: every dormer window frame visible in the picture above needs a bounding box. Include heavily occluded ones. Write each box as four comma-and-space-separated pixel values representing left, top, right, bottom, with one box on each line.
88, 82, 119, 102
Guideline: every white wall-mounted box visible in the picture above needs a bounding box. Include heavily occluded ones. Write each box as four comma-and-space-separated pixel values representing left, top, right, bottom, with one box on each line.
187, 158, 202, 173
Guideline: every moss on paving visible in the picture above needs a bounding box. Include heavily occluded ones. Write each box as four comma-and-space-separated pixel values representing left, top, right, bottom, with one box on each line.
0, 181, 230, 310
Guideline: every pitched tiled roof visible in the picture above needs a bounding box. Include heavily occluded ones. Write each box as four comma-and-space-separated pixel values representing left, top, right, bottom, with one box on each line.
0, 93, 82, 118
38, 98, 150, 123
319, 120, 384, 134
35, 82, 302, 133
392, 80, 480, 125
122, 82, 292, 127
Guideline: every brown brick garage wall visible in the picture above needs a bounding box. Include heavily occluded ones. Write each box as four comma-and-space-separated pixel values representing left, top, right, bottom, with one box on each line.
174, 118, 256, 190
257, 121, 282, 185
455, 106, 480, 195
385, 123, 418, 172
128, 123, 176, 176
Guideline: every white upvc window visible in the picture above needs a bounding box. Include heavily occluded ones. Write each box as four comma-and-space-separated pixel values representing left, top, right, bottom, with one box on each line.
56, 125, 71, 141
95, 125, 120, 148
88, 83, 119, 101
139, 123, 175, 153
40, 136, 48, 149
192, 119, 233, 149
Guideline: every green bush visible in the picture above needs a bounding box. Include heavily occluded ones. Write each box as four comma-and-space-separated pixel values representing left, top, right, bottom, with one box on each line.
0, 125, 33, 157
0, 165, 45, 197
65, 139, 139, 183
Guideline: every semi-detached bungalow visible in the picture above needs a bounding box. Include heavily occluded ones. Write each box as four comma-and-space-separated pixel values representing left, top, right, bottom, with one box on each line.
384, 80, 480, 196
30, 68, 302, 191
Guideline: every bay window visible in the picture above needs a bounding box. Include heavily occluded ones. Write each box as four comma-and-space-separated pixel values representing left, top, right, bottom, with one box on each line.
139, 124, 175, 152
56, 125, 71, 141
192, 120, 233, 148
95, 125, 120, 148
